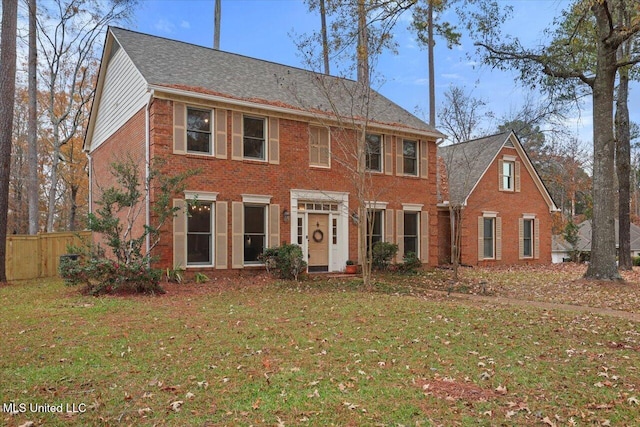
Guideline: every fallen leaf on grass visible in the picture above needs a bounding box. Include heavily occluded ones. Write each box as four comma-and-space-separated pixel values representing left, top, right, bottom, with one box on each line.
542, 416, 556, 427
18, 422, 34, 427
185, 392, 195, 399
495, 385, 507, 395
169, 400, 183, 412
627, 396, 639, 405
252, 398, 261, 410
137, 407, 152, 416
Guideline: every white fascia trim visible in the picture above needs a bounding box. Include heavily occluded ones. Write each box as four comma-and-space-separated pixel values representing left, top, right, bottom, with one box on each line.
402, 203, 424, 212
185, 191, 219, 201
366, 201, 389, 210
148, 84, 443, 139
241, 194, 272, 204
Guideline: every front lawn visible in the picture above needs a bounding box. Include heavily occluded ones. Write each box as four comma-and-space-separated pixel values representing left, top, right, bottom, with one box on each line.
1, 271, 638, 426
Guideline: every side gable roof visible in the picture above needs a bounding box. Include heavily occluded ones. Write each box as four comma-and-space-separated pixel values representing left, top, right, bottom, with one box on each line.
86, 27, 442, 147
438, 131, 558, 212
567, 219, 640, 252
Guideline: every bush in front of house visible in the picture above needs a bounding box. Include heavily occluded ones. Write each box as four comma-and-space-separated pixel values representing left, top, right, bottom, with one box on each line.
398, 251, 422, 274
260, 244, 307, 281
371, 241, 398, 271
632, 256, 640, 267
59, 245, 164, 295
59, 157, 196, 295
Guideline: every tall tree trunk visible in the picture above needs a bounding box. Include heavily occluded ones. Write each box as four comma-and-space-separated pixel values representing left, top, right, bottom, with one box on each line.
27, 0, 39, 235
69, 184, 78, 231
356, 0, 369, 86
427, 1, 435, 127
585, 4, 621, 280
616, 65, 631, 270
320, 0, 330, 75
0, 0, 19, 282
214, 0, 221, 49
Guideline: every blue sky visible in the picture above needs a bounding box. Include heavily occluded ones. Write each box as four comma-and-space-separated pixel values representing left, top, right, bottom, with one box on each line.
127, 0, 620, 146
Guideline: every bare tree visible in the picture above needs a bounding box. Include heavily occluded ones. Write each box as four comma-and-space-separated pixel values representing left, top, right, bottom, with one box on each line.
0, 0, 19, 281
37, 0, 137, 232
438, 85, 490, 144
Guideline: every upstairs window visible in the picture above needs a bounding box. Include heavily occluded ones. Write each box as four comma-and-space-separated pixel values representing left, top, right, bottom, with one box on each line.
366, 134, 382, 172
403, 139, 418, 176
243, 116, 266, 160
502, 160, 514, 191
187, 108, 212, 154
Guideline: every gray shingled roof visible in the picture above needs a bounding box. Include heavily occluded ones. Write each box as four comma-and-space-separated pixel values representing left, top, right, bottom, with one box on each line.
438, 132, 510, 205
109, 27, 440, 136
557, 220, 640, 252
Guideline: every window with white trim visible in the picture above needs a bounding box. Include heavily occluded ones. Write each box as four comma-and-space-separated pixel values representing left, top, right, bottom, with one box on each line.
502, 160, 514, 191
367, 210, 383, 253
403, 139, 418, 176
243, 115, 266, 160
244, 205, 266, 263
404, 211, 419, 256
187, 202, 213, 265
187, 108, 212, 154
523, 218, 533, 258
366, 134, 382, 172
483, 217, 495, 259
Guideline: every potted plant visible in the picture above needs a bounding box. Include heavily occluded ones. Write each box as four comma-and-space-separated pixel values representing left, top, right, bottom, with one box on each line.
345, 260, 357, 274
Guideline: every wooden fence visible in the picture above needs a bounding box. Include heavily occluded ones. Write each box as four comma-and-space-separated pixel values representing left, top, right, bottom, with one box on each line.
5, 231, 92, 281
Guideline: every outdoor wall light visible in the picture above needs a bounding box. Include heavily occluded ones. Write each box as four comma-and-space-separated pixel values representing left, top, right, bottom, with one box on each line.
283, 209, 290, 223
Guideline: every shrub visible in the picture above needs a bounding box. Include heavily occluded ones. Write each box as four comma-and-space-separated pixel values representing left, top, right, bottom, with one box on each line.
633, 256, 640, 267
194, 272, 209, 284
59, 246, 163, 295
398, 251, 421, 274
166, 265, 184, 284
371, 241, 398, 271
260, 244, 307, 281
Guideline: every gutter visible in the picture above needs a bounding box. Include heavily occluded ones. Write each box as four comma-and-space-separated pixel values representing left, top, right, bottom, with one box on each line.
145, 89, 154, 257
147, 84, 445, 140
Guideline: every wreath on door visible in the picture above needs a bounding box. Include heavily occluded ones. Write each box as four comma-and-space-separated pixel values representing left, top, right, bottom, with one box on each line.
312, 229, 324, 243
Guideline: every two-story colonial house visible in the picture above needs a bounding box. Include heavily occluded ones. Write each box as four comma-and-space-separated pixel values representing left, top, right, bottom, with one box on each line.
84, 28, 444, 274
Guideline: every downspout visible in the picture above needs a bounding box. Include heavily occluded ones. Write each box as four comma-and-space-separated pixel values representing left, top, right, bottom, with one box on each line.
145, 89, 154, 257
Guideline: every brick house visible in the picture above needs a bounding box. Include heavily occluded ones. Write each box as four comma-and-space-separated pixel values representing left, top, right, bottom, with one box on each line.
437, 131, 558, 266
84, 27, 444, 274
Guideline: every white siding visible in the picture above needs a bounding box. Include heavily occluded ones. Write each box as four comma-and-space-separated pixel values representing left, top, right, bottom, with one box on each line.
90, 45, 148, 151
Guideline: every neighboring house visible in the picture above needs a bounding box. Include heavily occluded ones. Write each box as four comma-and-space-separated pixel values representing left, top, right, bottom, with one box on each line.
84, 27, 444, 274
552, 220, 640, 263
437, 131, 559, 266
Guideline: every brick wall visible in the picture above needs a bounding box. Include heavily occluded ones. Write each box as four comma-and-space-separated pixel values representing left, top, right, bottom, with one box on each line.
89, 107, 147, 254
153, 98, 439, 270
460, 146, 553, 265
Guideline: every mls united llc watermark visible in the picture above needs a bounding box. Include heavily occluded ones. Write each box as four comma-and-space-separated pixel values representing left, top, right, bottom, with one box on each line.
3, 402, 87, 414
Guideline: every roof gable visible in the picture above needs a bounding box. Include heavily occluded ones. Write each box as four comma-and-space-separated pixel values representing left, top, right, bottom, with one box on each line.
438, 131, 557, 212
102, 27, 441, 138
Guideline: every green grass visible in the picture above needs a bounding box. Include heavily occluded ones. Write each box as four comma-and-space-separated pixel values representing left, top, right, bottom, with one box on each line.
1, 276, 639, 426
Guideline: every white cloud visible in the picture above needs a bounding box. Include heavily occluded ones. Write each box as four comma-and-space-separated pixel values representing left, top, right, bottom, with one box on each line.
180, 20, 191, 29
441, 73, 462, 80
154, 19, 175, 33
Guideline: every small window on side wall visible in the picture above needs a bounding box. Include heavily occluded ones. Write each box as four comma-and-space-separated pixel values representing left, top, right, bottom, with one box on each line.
187, 108, 212, 154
